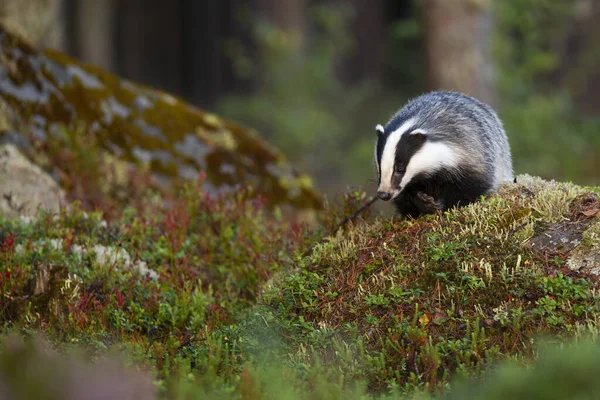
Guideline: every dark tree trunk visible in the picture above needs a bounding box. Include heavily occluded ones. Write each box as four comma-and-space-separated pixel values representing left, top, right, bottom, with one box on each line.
340, 0, 384, 84
423, 0, 495, 106
180, 0, 245, 107
115, 0, 184, 95
558, 1, 600, 116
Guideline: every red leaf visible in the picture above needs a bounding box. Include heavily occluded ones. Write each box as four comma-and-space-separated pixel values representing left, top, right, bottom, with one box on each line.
2, 232, 15, 256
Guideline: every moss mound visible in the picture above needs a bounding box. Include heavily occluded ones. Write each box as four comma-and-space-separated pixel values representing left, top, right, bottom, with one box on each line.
258, 175, 600, 391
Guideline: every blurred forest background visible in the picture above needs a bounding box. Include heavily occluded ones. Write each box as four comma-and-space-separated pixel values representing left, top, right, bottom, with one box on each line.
4, 0, 599, 195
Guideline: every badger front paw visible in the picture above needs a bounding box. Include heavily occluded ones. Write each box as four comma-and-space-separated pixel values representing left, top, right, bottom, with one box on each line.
415, 191, 445, 213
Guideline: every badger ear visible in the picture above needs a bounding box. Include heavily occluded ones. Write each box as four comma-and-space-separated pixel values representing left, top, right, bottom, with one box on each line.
375, 124, 384, 135
409, 129, 427, 137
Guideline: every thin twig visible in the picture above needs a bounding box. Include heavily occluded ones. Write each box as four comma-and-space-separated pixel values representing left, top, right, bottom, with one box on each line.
144, 330, 195, 355
302, 195, 379, 258
328, 196, 379, 236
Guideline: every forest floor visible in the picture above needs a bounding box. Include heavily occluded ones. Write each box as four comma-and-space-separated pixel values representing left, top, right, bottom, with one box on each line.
2, 162, 600, 399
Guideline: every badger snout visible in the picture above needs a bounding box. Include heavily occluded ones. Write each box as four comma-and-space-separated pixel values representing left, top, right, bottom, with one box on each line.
377, 191, 392, 201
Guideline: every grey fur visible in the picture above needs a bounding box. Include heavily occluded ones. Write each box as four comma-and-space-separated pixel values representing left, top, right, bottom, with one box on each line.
375, 91, 514, 215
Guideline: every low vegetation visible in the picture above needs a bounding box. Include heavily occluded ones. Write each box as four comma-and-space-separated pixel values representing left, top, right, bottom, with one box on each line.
1, 141, 600, 399
258, 177, 600, 393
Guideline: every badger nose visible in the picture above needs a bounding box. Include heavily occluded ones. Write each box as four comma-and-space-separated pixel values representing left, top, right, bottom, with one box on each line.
377, 191, 392, 201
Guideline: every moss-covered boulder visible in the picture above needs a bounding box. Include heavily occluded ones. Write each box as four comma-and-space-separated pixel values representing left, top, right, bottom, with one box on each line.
0, 23, 321, 211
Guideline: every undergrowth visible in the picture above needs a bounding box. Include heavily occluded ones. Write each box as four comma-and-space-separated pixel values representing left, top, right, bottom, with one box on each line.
1, 122, 600, 399
256, 177, 600, 393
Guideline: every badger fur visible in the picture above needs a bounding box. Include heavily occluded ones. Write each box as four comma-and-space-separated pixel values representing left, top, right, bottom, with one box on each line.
374, 91, 513, 217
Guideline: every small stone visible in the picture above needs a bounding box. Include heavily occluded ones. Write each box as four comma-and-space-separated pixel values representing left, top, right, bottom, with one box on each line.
0, 143, 65, 218
567, 249, 600, 276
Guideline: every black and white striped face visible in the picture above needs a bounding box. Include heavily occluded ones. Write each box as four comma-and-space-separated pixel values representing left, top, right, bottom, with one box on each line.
374, 118, 458, 201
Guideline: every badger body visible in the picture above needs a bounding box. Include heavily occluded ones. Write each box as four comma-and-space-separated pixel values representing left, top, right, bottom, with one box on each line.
374, 91, 513, 217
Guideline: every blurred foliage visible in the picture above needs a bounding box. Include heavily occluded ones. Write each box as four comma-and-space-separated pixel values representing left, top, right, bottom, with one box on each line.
7, 334, 600, 400
494, 0, 600, 185
218, 4, 390, 194
220, 0, 599, 192
0, 335, 156, 400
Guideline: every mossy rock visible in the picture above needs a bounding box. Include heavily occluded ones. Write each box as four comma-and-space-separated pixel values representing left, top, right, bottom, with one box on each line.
0, 23, 321, 211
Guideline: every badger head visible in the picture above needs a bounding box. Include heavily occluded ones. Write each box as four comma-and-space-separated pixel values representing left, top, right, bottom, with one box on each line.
374, 118, 458, 201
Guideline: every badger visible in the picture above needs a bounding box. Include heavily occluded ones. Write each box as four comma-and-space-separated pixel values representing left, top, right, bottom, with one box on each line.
374, 91, 514, 217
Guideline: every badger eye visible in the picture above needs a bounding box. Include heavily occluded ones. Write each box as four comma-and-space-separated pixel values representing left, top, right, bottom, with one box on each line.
395, 165, 405, 174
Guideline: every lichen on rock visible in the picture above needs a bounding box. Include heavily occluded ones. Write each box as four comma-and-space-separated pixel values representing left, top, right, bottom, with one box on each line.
0, 23, 322, 211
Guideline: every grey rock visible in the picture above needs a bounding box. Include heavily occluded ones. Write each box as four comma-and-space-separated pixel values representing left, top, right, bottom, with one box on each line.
0, 143, 65, 218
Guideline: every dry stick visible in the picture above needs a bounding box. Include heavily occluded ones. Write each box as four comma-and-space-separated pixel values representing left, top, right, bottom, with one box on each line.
329, 195, 379, 236
302, 195, 379, 258
144, 331, 195, 355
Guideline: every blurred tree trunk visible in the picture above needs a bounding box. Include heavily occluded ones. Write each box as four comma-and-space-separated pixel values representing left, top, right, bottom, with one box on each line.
180, 0, 240, 107
115, 0, 184, 95
559, 0, 600, 116
73, 0, 116, 72
340, 0, 384, 84
423, 0, 495, 106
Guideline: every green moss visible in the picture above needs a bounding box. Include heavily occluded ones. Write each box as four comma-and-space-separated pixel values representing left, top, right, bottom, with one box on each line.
259, 176, 600, 392
582, 221, 600, 249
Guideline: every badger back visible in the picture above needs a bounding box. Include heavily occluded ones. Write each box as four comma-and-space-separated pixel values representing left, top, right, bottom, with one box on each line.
375, 91, 513, 197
